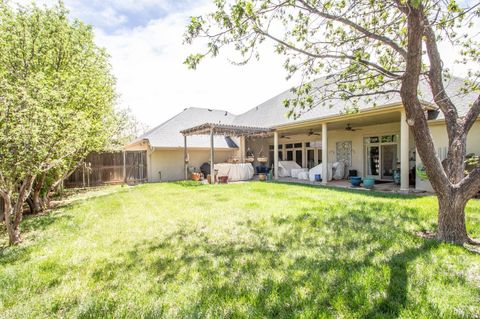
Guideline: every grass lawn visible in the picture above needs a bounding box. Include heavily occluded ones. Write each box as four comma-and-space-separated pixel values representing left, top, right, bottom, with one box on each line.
1, 182, 480, 318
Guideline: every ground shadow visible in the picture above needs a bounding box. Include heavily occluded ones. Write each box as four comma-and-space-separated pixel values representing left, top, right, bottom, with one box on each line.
81, 202, 453, 318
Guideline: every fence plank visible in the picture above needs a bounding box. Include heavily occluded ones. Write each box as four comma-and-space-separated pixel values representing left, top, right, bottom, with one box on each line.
65, 151, 147, 187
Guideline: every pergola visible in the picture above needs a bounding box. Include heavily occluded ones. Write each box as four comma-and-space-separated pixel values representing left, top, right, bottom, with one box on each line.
180, 123, 272, 182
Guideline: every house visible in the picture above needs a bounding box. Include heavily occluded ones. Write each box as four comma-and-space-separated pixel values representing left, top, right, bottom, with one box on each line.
124, 77, 480, 192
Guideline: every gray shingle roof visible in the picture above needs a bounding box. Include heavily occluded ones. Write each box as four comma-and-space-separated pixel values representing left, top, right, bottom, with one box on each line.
128, 77, 477, 149
129, 107, 238, 149
232, 76, 478, 127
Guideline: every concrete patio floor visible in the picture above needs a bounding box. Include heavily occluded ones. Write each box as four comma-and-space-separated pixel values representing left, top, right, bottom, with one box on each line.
273, 177, 425, 194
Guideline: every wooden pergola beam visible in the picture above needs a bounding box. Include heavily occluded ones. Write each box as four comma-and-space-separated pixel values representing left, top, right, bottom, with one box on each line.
180, 123, 272, 137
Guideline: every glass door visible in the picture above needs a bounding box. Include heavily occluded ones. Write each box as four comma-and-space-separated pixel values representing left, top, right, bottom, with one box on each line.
381, 144, 398, 180
295, 150, 303, 167
366, 146, 380, 178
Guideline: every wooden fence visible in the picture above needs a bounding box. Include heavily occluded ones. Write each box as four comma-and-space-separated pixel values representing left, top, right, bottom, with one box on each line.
64, 151, 148, 187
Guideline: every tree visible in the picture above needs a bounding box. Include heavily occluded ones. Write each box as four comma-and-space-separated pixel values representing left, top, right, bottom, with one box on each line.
0, 2, 116, 245
185, 0, 480, 244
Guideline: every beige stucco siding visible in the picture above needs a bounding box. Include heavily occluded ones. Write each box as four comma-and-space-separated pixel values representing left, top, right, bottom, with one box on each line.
248, 120, 415, 177
148, 149, 235, 182
416, 121, 480, 192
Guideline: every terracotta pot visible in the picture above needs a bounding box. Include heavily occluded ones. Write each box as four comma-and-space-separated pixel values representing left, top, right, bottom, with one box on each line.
191, 172, 201, 181
258, 173, 267, 181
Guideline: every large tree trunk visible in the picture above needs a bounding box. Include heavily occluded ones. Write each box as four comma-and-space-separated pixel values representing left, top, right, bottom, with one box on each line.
31, 173, 46, 214
437, 191, 469, 244
2, 176, 35, 245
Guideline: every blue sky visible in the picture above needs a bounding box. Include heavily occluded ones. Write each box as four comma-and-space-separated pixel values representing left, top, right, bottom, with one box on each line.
65, 0, 198, 33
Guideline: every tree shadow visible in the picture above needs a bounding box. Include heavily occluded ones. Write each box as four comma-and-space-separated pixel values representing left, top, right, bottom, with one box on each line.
80, 202, 455, 318
273, 180, 422, 201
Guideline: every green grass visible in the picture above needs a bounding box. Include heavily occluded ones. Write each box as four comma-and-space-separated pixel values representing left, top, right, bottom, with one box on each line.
1, 182, 480, 318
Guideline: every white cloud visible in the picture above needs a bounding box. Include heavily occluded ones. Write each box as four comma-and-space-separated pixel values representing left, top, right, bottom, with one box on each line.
96, 1, 296, 127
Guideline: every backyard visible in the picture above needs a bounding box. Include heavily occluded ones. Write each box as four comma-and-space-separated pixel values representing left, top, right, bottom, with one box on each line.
1, 182, 480, 318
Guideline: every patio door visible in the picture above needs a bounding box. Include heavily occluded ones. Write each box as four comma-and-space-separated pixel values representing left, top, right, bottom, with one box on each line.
366, 146, 380, 178
381, 144, 398, 180
364, 134, 400, 180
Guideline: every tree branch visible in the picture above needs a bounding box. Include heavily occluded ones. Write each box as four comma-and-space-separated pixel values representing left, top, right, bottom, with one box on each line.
423, 21, 459, 139
460, 167, 480, 200
258, 29, 401, 78
297, 0, 408, 59
462, 95, 480, 133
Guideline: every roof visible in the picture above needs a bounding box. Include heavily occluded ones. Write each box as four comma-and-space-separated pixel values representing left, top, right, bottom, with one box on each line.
127, 107, 238, 149
232, 76, 478, 128
181, 123, 272, 137
127, 76, 478, 149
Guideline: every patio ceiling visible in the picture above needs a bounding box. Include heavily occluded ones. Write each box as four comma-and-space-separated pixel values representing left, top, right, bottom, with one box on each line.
180, 123, 272, 137
277, 110, 402, 135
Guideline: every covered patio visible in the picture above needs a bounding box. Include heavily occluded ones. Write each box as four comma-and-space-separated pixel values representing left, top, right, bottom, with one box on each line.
180, 123, 272, 183
244, 107, 416, 192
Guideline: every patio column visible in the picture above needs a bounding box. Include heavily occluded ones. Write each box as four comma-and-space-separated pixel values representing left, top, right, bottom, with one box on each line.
322, 123, 328, 185
210, 128, 215, 184
400, 110, 409, 192
240, 136, 246, 163
184, 135, 188, 180
274, 131, 279, 180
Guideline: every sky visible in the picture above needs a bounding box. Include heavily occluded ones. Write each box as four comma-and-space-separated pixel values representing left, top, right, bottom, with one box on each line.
13, 1, 479, 128
16, 0, 294, 128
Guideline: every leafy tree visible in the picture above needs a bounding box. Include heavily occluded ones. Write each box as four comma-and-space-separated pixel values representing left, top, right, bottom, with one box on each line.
185, 0, 480, 244
0, 2, 116, 244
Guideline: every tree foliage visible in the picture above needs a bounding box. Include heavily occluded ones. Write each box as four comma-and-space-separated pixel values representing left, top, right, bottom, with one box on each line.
185, 0, 480, 244
0, 2, 116, 244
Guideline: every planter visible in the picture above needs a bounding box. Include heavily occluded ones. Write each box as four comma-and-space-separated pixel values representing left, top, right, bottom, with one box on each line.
350, 176, 362, 187
315, 174, 322, 182
245, 156, 255, 163
258, 173, 267, 181
257, 157, 268, 164
191, 172, 201, 181
363, 178, 375, 189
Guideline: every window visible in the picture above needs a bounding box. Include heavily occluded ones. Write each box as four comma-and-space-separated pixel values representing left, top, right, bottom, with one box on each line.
294, 143, 302, 148
285, 143, 293, 149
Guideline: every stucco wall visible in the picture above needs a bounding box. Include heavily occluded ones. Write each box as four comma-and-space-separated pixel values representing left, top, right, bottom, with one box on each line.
416, 121, 480, 192
248, 121, 415, 177
148, 148, 235, 182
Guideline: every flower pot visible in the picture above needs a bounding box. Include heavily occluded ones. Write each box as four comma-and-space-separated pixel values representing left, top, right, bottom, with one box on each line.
191, 172, 201, 181
257, 157, 268, 164
258, 173, 267, 181
363, 178, 375, 189
315, 174, 322, 182
350, 176, 362, 187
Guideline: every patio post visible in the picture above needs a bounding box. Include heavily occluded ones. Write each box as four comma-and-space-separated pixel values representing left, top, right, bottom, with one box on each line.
240, 136, 246, 163
210, 128, 215, 184
322, 123, 328, 185
274, 131, 279, 180
184, 135, 188, 180
400, 110, 409, 192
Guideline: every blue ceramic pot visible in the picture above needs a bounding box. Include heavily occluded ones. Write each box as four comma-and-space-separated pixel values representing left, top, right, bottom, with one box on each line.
315, 174, 322, 182
363, 178, 375, 189
350, 176, 362, 187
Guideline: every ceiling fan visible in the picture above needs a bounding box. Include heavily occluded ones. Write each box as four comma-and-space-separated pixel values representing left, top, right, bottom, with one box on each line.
345, 123, 361, 132
308, 129, 321, 136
